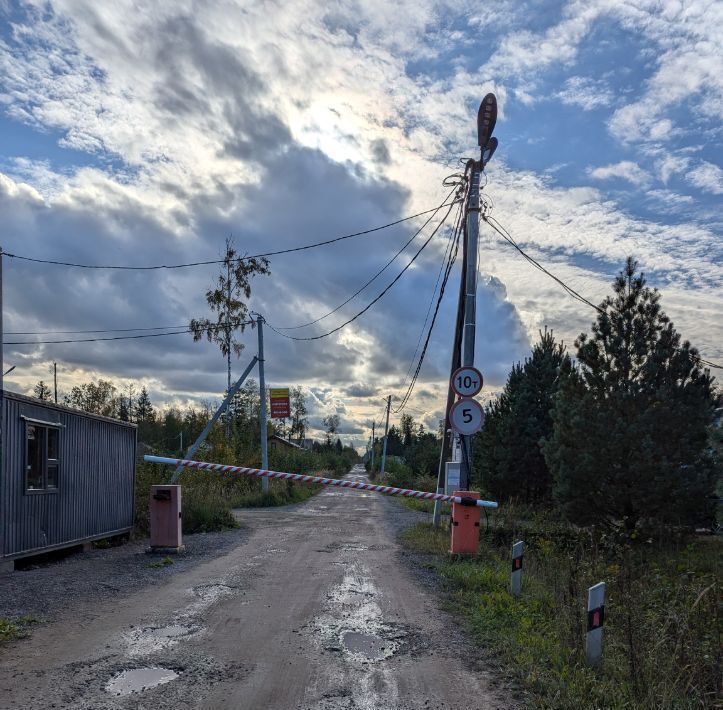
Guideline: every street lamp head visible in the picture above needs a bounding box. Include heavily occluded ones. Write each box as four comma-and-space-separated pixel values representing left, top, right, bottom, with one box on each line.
482, 136, 498, 167
477, 93, 498, 148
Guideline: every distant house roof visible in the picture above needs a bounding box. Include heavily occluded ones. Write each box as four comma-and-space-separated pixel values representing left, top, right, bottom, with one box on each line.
268, 434, 304, 450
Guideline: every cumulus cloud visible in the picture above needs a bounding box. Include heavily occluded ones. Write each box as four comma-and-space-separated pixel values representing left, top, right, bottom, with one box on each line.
0, 0, 720, 448
557, 76, 614, 111
685, 161, 723, 195
588, 161, 651, 187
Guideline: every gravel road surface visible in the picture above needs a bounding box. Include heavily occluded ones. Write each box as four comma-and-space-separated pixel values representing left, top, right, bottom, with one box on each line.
0, 465, 509, 709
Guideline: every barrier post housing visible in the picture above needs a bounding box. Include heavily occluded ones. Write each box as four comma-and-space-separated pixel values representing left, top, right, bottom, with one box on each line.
450, 490, 481, 554
150, 485, 184, 552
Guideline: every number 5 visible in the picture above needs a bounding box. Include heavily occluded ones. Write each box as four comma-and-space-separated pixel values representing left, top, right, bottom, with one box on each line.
463, 408, 473, 424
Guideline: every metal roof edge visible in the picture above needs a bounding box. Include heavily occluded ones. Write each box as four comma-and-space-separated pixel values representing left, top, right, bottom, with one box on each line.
2, 389, 138, 428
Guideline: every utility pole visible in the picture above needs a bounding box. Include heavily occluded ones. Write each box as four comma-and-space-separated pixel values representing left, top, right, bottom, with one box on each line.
459, 164, 481, 490
370, 421, 375, 471
433, 93, 498, 516
225, 253, 232, 440
380, 395, 391, 477
1, 248, 4, 511
53, 362, 58, 404
257, 314, 269, 492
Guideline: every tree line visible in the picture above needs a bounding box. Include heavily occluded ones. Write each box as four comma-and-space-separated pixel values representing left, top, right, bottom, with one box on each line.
474, 258, 720, 532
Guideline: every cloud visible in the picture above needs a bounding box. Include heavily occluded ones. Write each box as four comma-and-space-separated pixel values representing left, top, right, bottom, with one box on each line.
557, 76, 614, 111
587, 160, 651, 187
0, 0, 720, 448
685, 161, 723, 195
345, 383, 380, 398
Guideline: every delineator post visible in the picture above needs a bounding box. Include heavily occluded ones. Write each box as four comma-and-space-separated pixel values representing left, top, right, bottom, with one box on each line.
586, 582, 606, 667
511, 540, 524, 597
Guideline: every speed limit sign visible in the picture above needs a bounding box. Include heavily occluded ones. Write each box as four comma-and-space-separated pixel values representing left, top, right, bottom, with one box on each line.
450, 397, 485, 435
451, 366, 483, 397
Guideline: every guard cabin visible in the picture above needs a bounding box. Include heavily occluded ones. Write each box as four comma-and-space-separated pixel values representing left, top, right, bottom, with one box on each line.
1, 390, 136, 569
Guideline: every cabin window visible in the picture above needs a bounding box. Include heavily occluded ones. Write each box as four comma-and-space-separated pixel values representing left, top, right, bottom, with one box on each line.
25, 424, 60, 492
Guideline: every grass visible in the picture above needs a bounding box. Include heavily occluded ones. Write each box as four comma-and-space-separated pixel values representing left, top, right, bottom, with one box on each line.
401, 519, 721, 709
148, 556, 174, 568
0, 615, 40, 645
228, 479, 320, 508
398, 496, 437, 513
135, 462, 326, 535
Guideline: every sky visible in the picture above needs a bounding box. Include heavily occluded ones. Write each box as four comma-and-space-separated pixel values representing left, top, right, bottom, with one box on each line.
0, 0, 721, 449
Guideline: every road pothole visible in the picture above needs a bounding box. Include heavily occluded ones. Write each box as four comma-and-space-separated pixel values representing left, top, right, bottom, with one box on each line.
340, 630, 395, 661
105, 667, 179, 696
125, 624, 201, 656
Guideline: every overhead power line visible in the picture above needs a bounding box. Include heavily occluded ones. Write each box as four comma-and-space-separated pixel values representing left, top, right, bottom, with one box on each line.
400, 198, 464, 384
2, 202, 458, 271
482, 214, 723, 370
5, 324, 191, 335
483, 214, 603, 315
264, 201, 458, 342
4, 320, 254, 346
274, 189, 460, 330
395, 193, 467, 413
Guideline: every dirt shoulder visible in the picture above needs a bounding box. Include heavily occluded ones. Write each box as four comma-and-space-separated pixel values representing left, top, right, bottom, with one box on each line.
0, 527, 251, 625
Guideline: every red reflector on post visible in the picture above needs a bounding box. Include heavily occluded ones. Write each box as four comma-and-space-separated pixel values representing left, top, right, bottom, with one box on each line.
587, 606, 605, 631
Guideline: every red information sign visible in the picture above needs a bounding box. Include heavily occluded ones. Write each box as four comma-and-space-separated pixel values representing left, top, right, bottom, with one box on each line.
269, 388, 290, 419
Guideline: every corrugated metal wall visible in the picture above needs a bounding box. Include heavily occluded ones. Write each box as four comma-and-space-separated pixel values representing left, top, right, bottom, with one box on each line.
2, 392, 136, 558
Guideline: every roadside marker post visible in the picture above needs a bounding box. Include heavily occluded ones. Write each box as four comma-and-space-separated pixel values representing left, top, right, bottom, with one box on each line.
511, 541, 524, 597
586, 582, 606, 668
144, 455, 499, 509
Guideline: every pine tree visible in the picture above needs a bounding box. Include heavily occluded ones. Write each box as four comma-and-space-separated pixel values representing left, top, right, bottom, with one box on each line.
33, 380, 53, 401
400, 413, 416, 448
323, 414, 340, 448
543, 258, 717, 531
476, 329, 571, 502
135, 387, 154, 422
118, 396, 130, 422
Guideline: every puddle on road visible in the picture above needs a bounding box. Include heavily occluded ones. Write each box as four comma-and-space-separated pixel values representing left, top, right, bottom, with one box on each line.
105, 667, 178, 696
125, 624, 200, 657
310, 562, 406, 672
341, 631, 393, 661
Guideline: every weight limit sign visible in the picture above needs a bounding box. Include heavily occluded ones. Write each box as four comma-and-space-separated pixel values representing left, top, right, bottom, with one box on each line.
451, 366, 483, 398
450, 397, 485, 436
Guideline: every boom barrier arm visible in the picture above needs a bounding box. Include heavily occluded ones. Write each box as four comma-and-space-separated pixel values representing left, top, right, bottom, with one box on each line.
145, 455, 498, 509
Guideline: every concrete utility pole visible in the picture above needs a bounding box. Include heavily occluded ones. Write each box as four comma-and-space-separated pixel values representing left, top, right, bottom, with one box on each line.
370, 421, 375, 471
257, 314, 269, 492
0, 248, 4, 511
380, 395, 391, 477
433, 93, 498, 509
53, 362, 58, 404
459, 165, 481, 490
225, 256, 232, 440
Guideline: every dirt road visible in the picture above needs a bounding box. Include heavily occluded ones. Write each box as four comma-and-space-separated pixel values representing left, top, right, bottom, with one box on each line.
0, 466, 508, 709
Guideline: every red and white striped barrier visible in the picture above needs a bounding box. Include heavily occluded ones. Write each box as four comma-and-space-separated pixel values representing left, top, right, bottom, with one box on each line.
144, 455, 498, 509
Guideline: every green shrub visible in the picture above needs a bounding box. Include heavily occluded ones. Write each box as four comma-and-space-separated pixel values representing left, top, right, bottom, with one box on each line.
0, 616, 39, 645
